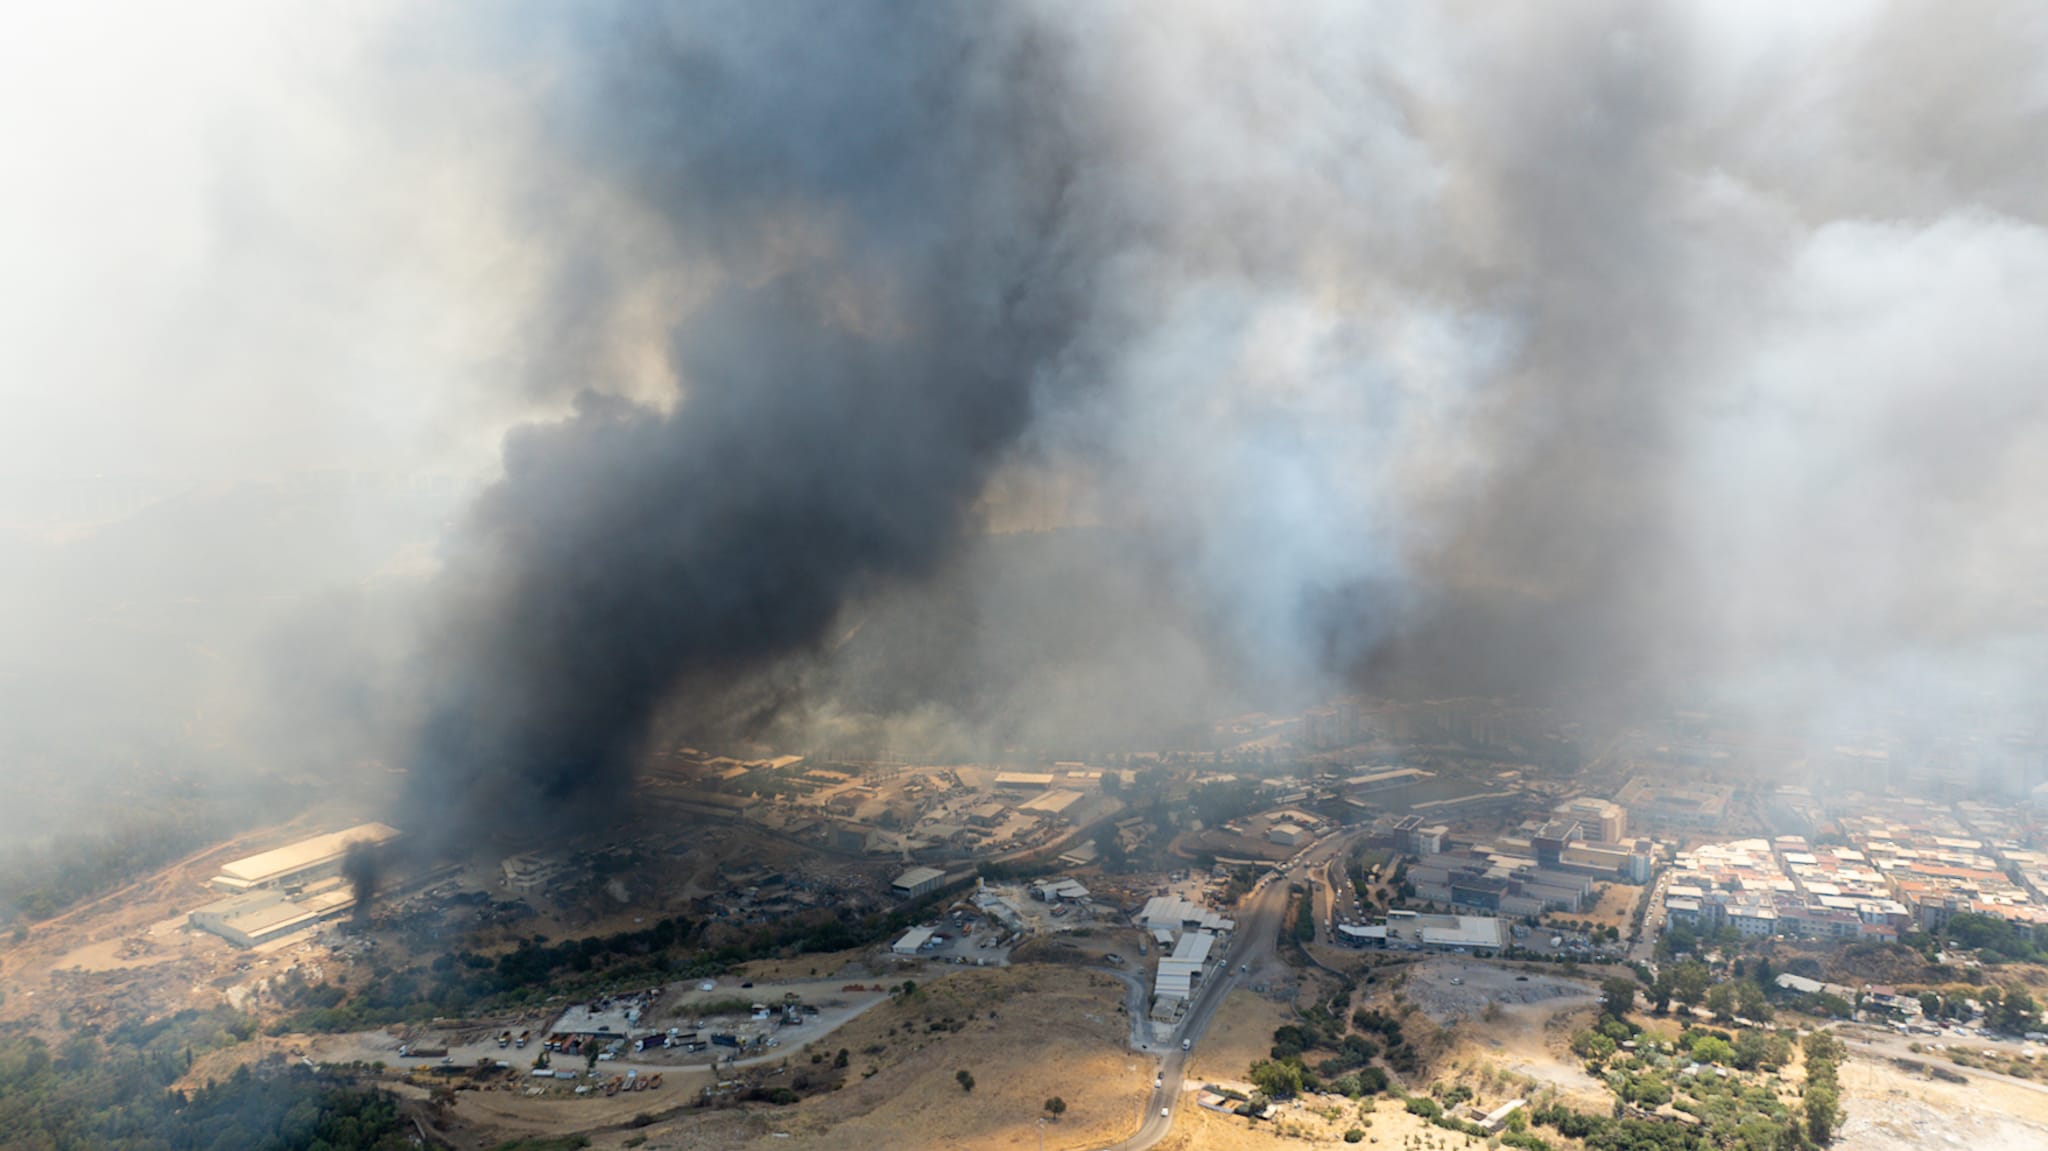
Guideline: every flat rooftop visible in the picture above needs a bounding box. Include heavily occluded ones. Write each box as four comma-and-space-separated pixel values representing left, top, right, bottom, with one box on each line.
192, 886, 354, 940
1019, 789, 1083, 814
892, 866, 946, 889
212, 823, 400, 888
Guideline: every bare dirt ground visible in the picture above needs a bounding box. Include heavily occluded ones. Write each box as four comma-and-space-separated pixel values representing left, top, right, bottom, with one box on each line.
548, 964, 1151, 1151
1553, 883, 1641, 933
1184, 987, 1297, 1088
1149, 1092, 1440, 1150
1446, 997, 1607, 1104
1398, 958, 1597, 1025
1837, 1052, 2048, 1151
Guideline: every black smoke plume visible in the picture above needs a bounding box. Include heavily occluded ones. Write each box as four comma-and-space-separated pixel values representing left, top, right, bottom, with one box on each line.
342, 839, 386, 929
405, 7, 1107, 841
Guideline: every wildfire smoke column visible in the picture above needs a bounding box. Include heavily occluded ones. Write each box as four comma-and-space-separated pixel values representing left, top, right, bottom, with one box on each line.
404, 6, 1111, 843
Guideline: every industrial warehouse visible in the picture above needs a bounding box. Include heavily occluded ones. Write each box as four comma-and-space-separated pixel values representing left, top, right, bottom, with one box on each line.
189, 886, 358, 948
206, 822, 401, 893
188, 823, 401, 947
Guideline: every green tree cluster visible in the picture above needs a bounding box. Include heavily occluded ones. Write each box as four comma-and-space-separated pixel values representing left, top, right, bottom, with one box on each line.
0, 1036, 409, 1151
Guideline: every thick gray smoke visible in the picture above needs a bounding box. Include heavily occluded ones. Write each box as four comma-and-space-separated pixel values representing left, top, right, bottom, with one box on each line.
391, 0, 2048, 833
404, 5, 1114, 837
3, 3, 2042, 846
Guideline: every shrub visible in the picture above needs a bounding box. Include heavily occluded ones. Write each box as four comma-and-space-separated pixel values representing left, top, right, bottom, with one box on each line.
1405, 1096, 1442, 1119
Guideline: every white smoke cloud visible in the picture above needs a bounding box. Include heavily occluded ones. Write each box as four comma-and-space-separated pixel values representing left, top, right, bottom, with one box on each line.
6, 0, 2048, 837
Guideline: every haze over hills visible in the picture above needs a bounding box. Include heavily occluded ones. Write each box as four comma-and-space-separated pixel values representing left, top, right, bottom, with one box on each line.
2, 4, 2048, 1150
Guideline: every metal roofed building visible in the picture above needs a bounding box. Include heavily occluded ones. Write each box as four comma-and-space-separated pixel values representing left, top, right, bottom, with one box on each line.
1150, 930, 1221, 1021
1170, 930, 1215, 964
1417, 916, 1507, 950
891, 867, 947, 899
207, 823, 400, 894
1268, 823, 1309, 847
1019, 789, 1084, 816
189, 886, 356, 947
1337, 923, 1388, 946
1134, 895, 1236, 935
1028, 878, 1091, 902
1342, 767, 1436, 793
892, 925, 938, 955
1374, 911, 1507, 952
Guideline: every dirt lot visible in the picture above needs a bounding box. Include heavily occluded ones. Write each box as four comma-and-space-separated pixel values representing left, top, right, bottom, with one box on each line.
1447, 996, 1608, 1105
583, 964, 1151, 1151
1184, 987, 1299, 1088
1148, 1091, 1450, 1150
1836, 1051, 2048, 1150
1399, 958, 1598, 1025
1553, 882, 1641, 933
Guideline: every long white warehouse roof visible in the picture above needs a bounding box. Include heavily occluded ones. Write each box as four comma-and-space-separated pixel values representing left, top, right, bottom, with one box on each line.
213, 823, 399, 887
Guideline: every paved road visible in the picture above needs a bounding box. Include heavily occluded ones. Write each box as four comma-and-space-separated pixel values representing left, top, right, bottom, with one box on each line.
1629, 868, 1672, 965
1103, 828, 1361, 1151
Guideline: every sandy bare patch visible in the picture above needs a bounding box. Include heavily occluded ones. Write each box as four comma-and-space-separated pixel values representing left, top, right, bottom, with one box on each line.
1836, 1050, 2048, 1151
1401, 958, 1597, 1025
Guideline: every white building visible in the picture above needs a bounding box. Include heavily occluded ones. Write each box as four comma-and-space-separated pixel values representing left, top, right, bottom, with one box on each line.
1268, 823, 1309, 847
892, 926, 937, 955
1134, 895, 1236, 935
207, 823, 400, 894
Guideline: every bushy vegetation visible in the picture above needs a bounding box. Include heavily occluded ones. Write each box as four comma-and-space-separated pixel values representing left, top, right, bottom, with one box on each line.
0, 810, 230, 925
1801, 1031, 1844, 1145
1249, 988, 1413, 1100
1941, 912, 2044, 964
1564, 976, 1813, 1150
0, 1031, 409, 1151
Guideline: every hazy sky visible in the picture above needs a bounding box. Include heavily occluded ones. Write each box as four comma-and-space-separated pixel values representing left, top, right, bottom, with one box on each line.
3, 2, 2046, 840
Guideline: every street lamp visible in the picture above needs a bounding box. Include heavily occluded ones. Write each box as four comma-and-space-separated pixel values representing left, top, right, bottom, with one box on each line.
1036, 1116, 1046, 1151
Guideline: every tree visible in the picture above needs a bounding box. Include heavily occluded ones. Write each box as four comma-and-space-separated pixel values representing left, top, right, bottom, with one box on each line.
1732, 1029, 1773, 1071
1996, 988, 2039, 1034
1045, 1096, 1067, 1119
1250, 1058, 1307, 1098
1689, 1035, 1734, 1065
1600, 976, 1639, 1020
1738, 979, 1774, 1022
1706, 982, 1738, 1021
956, 1069, 975, 1093
1804, 1083, 1840, 1144
1671, 961, 1710, 1009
